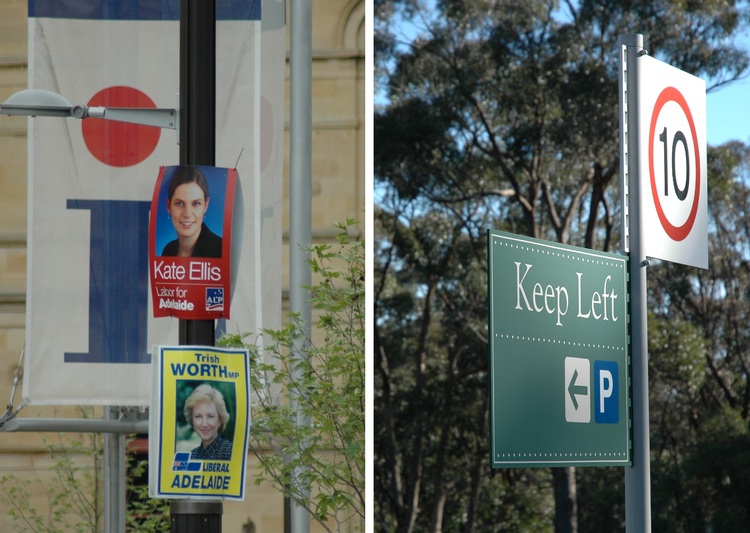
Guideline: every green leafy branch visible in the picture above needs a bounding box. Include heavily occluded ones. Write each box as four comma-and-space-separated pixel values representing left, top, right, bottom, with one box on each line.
0, 433, 102, 533
222, 220, 365, 532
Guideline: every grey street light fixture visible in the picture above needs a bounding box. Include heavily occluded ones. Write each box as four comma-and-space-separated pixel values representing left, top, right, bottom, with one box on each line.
1, 88, 178, 130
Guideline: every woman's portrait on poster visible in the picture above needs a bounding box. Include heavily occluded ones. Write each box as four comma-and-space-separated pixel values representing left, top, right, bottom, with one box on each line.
159, 165, 224, 258
183, 383, 233, 461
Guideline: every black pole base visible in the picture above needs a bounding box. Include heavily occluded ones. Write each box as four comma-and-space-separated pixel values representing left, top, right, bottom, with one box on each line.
170, 500, 222, 533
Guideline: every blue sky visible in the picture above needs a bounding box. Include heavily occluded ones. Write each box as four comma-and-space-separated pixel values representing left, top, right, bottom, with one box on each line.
705, 31, 750, 146
707, 74, 750, 146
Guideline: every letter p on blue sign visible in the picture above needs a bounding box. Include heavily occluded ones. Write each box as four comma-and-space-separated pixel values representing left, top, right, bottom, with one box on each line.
594, 360, 619, 424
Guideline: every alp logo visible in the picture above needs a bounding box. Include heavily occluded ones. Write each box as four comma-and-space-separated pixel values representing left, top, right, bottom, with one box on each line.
206, 288, 224, 312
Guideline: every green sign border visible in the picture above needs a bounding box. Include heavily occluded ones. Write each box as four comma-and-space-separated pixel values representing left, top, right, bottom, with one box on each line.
488, 230, 631, 468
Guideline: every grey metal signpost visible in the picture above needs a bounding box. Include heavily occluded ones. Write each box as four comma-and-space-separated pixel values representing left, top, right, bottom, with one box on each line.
618, 33, 652, 533
289, 0, 313, 532
619, 32, 707, 531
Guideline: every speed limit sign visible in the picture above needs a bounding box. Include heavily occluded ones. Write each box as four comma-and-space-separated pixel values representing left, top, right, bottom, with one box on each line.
638, 55, 707, 269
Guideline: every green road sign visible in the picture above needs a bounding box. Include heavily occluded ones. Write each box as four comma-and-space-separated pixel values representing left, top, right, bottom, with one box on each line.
488, 230, 631, 468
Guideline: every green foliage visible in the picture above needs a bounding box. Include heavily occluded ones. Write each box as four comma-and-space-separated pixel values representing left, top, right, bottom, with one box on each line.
124, 445, 170, 533
0, 432, 169, 533
577, 467, 625, 532
221, 220, 365, 533
0, 434, 102, 533
648, 312, 708, 459
651, 409, 750, 532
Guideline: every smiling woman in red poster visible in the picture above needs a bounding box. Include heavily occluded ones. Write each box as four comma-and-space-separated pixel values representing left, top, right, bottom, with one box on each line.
162, 166, 223, 258
149, 165, 237, 319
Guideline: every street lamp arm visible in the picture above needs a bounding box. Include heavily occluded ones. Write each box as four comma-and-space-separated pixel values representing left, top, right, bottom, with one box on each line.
1, 89, 178, 130
85, 106, 178, 129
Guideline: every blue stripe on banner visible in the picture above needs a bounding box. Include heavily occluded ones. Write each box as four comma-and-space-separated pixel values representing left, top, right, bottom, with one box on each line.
29, 0, 261, 21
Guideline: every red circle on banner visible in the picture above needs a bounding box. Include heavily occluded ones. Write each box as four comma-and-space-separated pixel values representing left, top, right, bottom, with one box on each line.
647, 86, 701, 242
82, 86, 161, 167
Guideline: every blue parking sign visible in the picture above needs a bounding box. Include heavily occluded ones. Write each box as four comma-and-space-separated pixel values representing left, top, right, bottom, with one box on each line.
594, 361, 619, 424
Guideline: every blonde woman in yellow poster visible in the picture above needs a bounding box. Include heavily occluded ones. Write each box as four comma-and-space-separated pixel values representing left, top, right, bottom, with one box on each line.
150, 346, 249, 500
183, 383, 234, 461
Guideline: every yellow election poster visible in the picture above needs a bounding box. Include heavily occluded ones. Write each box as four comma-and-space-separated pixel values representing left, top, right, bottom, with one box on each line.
149, 345, 250, 500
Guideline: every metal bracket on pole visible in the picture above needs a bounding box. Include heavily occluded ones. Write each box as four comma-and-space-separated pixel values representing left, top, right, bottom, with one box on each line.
619, 42, 630, 255
85, 106, 178, 129
0, 347, 28, 427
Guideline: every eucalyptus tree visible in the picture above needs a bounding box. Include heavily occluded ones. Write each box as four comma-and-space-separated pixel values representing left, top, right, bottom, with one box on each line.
375, 0, 750, 531
642, 142, 750, 532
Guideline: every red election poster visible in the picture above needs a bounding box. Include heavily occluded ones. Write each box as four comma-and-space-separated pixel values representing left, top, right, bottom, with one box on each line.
149, 165, 237, 319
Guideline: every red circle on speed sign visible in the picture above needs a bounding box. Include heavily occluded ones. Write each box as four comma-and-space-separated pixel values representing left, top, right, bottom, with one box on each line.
648, 86, 701, 242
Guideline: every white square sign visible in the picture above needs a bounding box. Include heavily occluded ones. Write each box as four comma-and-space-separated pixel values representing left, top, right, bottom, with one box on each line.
637, 54, 707, 269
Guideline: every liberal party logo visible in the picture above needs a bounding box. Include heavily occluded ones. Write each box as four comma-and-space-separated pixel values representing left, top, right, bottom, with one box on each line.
172, 452, 201, 472
206, 287, 224, 312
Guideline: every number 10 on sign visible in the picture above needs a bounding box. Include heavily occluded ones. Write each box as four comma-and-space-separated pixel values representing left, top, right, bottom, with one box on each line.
659, 126, 689, 200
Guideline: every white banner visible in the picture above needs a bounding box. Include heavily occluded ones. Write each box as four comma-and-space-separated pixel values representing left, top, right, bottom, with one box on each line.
23, 0, 284, 405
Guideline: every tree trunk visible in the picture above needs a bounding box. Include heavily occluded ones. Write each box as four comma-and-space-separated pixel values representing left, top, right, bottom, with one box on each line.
553, 467, 578, 533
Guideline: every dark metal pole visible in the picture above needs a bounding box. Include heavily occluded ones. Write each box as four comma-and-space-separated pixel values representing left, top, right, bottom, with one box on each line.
172, 0, 221, 529
178, 0, 216, 345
